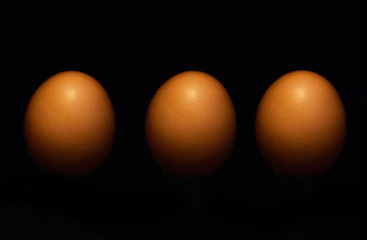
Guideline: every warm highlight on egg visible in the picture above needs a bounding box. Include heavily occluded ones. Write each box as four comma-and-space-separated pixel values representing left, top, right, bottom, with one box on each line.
255, 70, 346, 178
24, 71, 115, 178
145, 71, 237, 178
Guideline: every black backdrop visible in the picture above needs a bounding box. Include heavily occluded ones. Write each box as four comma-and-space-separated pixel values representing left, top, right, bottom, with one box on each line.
1, 3, 366, 239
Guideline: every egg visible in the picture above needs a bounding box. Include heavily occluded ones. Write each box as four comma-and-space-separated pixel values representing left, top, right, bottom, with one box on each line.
145, 71, 237, 178
24, 71, 115, 178
255, 70, 346, 178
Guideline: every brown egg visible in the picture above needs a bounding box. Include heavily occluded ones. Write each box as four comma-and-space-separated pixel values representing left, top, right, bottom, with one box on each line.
145, 71, 237, 178
24, 71, 115, 178
255, 70, 346, 178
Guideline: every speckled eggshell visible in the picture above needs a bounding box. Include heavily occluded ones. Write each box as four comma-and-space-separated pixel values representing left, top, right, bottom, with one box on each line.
24, 71, 115, 178
255, 70, 346, 178
145, 71, 237, 178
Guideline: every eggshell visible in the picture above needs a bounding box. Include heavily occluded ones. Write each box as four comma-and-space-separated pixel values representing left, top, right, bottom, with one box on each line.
255, 70, 346, 178
24, 71, 115, 178
145, 71, 237, 178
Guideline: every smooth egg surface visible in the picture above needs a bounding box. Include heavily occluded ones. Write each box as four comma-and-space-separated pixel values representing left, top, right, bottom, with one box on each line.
24, 71, 115, 178
255, 70, 346, 178
145, 71, 237, 178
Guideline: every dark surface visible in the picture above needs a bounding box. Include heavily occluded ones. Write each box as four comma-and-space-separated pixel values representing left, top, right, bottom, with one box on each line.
1, 3, 366, 239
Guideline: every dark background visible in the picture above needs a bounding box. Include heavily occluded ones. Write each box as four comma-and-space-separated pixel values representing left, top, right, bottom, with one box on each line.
1, 2, 366, 239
